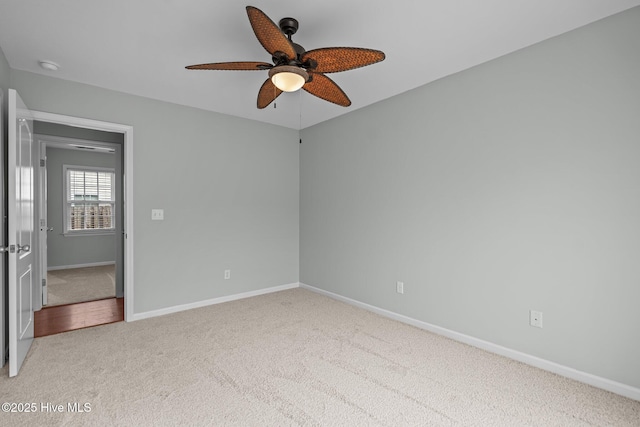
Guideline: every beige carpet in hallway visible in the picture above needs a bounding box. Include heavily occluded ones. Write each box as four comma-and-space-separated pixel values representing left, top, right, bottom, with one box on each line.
1, 288, 638, 426
46, 265, 116, 306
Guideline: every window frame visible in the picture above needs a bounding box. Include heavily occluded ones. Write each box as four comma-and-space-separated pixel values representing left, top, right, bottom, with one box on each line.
62, 164, 116, 236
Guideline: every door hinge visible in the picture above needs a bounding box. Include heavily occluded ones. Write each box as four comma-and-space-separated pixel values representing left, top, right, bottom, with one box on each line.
42, 279, 46, 287
40, 159, 46, 167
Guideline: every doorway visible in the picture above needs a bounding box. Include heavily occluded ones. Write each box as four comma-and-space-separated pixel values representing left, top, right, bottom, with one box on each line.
35, 124, 124, 308
27, 109, 134, 325
32, 123, 127, 336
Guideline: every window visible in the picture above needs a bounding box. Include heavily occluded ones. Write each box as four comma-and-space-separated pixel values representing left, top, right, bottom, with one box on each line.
64, 165, 115, 234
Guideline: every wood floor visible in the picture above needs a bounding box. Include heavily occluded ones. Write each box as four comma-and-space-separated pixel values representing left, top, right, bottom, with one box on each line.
34, 298, 124, 337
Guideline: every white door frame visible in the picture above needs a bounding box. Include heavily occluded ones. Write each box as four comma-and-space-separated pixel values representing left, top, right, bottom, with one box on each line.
37, 140, 47, 306
30, 111, 134, 321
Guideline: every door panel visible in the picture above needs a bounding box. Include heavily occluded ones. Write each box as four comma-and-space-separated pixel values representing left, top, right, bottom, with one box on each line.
8, 89, 36, 377
19, 269, 33, 337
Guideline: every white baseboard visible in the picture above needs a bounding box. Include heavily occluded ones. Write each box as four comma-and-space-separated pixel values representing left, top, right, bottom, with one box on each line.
131, 283, 300, 322
300, 283, 640, 402
48, 261, 115, 271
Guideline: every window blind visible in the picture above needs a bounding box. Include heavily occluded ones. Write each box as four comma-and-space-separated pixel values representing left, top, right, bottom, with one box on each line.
65, 168, 115, 232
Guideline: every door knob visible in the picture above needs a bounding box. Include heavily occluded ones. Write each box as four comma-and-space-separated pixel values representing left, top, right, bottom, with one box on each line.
0, 244, 30, 254
47, 227, 54, 232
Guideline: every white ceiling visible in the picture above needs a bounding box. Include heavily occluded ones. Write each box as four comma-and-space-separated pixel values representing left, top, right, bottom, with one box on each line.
1, 1, 639, 130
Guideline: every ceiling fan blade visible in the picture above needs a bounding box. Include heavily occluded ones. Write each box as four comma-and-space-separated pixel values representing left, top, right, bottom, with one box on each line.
185, 61, 272, 71
302, 47, 385, 73
303, 73, 351, 107
257, 78, 283, 109
246, 6, 297, 60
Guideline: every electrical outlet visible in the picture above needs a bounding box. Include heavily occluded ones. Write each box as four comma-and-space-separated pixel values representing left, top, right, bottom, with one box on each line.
224, 270, 231, 280
530, 310, 543, 328
151, 209, 164, 220
396, 281, 404, 294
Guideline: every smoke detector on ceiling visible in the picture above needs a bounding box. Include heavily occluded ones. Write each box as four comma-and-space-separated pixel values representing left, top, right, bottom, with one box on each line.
38, 60, 60, 71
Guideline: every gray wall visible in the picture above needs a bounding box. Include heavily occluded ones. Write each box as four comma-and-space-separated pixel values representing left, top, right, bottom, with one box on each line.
300, 7, 640, 389
0, 44, 9, 90
11, 70, 300, 314
45, 147, 116, 268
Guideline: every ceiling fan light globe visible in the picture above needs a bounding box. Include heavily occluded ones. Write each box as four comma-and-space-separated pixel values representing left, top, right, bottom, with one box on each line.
269, 66, 308, 92
272, 72, 305, 92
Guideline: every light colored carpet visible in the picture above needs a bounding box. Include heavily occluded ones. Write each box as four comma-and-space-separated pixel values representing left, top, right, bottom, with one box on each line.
1, 288, 638, 426
46, 265, 116, 306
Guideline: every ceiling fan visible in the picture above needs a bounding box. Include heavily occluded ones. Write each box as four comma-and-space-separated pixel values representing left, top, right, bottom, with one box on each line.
186, 6, 385, 109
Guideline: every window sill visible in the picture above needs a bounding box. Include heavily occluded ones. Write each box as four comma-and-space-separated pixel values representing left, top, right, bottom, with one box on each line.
63, 231, 116, 237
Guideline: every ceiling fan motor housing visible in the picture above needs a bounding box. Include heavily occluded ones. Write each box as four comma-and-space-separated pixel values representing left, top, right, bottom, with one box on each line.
279, 17, 299, 36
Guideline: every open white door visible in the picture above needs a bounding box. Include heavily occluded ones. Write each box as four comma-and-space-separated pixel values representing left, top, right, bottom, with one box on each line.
8, 89, 36, 377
